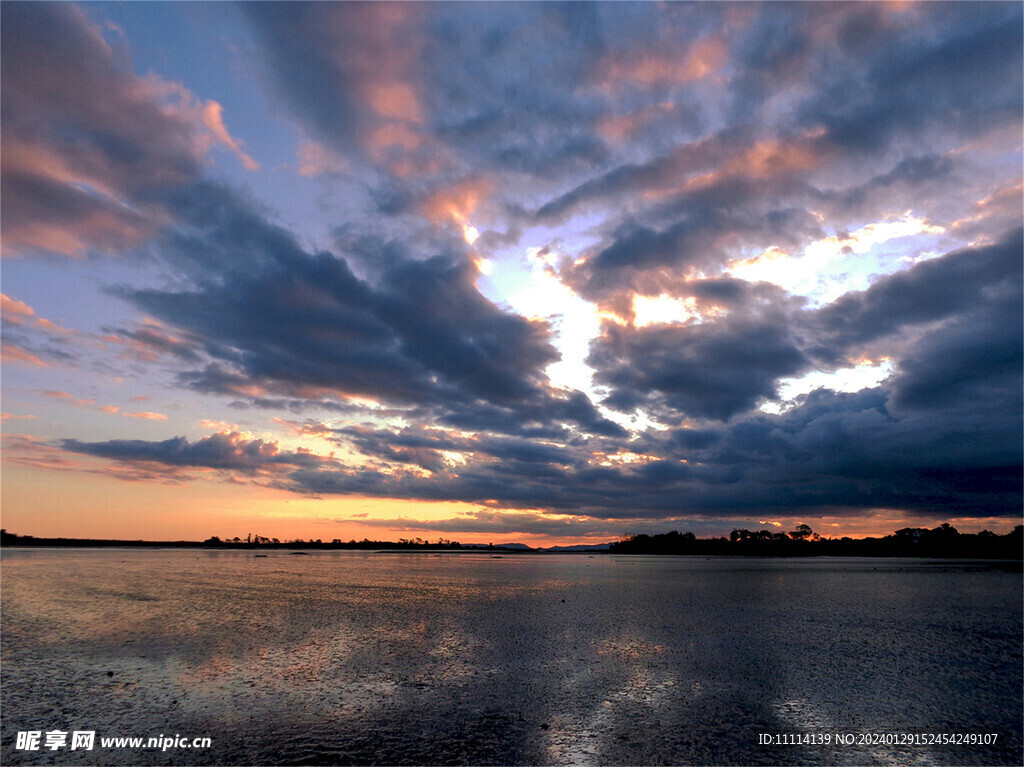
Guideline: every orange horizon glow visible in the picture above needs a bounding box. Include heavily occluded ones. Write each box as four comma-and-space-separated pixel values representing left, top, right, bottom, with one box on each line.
2, 461, 1019, 547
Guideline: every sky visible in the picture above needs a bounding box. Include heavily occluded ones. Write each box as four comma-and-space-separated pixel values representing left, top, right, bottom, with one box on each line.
1, 1, 1021, 546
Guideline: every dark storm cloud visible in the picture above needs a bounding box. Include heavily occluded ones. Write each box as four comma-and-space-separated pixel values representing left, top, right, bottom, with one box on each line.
103, 324, 204, 363
824, 154, 956, 212
313, 422, 592, 476
281, 372, 1020, 519
588, 319, 809, 422
436, 389, 627, 440
888, 295, 1022, 414
338, 425, 581, 469
117, 181, 620, 437
70, 219, 1018, 521
810, 228, 1024, 359
797, 3, 1022, 152
61, 432, 334, 473
567, 188, 821, 302
56, 252, 1023, 518
239, 2, 376, 151
532, 133, 736, 224
578, 231, 1021, 426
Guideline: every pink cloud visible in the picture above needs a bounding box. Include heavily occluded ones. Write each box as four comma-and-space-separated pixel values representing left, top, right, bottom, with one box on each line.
1, 433, 80, 471
296, 140, 348, 177
200, 100, 260, 171
38, 390, 95, 407
597, 36, 728, 89
597, 102, 678, 142
1, 294, 74, 335
366, 81, 422, 123
0, 294, 36, 322
1, 4, 258, 258
2, 345, 49, 367
124, 411, 168, 420
0, 412, 36, 421
42, 390, 75, 399
420, 177, 493, 238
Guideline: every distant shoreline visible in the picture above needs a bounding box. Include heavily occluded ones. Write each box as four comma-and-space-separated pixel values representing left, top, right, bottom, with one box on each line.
3, 527, 1020, 560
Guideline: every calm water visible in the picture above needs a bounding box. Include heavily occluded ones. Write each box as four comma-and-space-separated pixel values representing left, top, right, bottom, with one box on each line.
2, 549, 1021, 766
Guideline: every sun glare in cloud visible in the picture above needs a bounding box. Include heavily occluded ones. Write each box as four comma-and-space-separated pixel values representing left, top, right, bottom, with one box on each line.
421, 178, 491, 245
729, 214, 946, 305
633, 295, 699, 327
505, 246, 601, 395
761, 358, 895, 414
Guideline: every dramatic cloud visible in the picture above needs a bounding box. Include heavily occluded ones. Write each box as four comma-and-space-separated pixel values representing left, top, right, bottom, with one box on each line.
589, 316, 808, 421
61, 431, 334, 476
111, 180, 619, 438
811, 229, 1023, 357
0, 3, 253, 257
3, 2, 1020, 539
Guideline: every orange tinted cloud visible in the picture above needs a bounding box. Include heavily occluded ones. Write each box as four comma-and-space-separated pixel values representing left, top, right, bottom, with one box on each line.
0, 142, 153, 257
2, 216, 149, 259
40, 390, 96, 407
730, 137, 823, 178
141, 79, 260, 173
598, 102, 677, 142
0, 139, 156, 258
599, 36, 728, 88
0, 412, 36, 421
644, 135, 825, 200
1, 293, 36, 322
124, 411, 168, 420
367, 81, 422, 123
1, 433, 81, 471
201, 100, 260, 171
318, 2, 427, 163
2, 345, 49, 367
420, 178, 492, 236
368, 123, 421, 154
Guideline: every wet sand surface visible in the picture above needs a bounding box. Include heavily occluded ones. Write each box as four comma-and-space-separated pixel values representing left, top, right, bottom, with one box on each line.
2, 550, 1021, 765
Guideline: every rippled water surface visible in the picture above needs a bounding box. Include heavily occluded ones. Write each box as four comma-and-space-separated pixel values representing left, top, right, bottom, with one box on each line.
2, 550, 1021, 765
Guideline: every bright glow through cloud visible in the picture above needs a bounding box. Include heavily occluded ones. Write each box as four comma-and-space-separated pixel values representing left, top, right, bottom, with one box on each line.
729, 214, 946, 305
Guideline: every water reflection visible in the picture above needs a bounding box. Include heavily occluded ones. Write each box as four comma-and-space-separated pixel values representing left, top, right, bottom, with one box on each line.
1, 551, 1020, 765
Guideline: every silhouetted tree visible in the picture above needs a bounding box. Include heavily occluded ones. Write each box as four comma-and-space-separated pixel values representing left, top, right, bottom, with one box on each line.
927, 523, 959, 539
789, 524, 813, 541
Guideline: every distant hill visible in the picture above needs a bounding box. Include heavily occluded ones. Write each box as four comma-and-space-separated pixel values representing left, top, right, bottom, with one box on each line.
538, 543, 612, 552
460, 542, 532, 550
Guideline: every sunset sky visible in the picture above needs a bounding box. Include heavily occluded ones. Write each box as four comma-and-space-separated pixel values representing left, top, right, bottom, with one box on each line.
2, 1, 1021, 545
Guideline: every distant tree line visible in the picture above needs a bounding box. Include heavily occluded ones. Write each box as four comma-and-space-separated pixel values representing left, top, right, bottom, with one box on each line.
609, 523, 1022, 558
199, 534, 466, 550
3, 523, 1021, 558
0, 529, 472, 551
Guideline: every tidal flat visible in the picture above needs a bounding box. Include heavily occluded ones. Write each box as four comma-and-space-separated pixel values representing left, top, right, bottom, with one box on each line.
2, 549, 1021, 765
